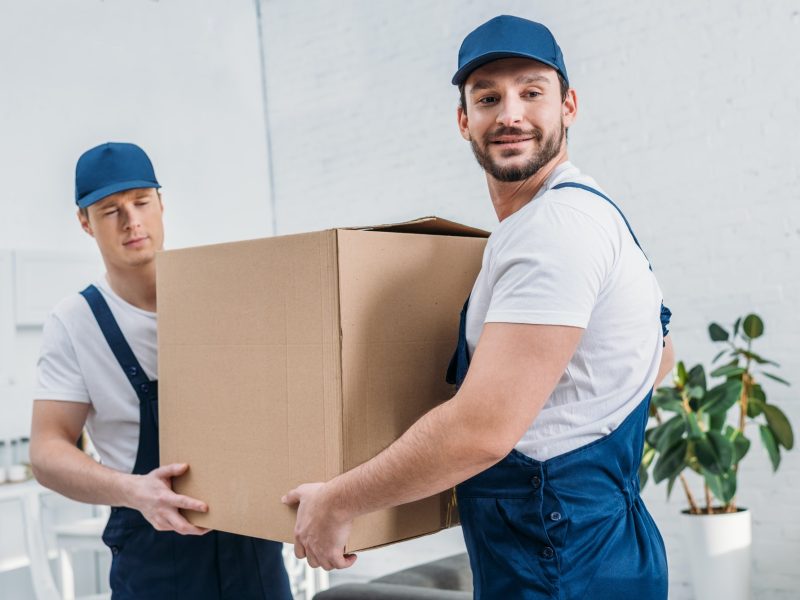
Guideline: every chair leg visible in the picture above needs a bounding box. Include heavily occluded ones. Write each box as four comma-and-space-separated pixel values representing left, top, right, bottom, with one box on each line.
59, 548, 76, 600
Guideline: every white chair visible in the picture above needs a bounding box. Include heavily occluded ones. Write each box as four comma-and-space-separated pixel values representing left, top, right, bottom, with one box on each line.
51, 506, 110, 600
283, 545, 330, 600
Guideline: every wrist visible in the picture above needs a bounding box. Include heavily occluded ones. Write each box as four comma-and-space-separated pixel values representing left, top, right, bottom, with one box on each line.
116, 472, 141, 509
323, 480, 358, 523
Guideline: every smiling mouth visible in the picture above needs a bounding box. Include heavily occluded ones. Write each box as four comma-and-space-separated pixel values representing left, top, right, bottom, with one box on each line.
491, 137, 534, 145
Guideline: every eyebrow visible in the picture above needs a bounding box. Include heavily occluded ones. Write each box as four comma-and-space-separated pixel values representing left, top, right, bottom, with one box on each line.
469, 74, 551, 94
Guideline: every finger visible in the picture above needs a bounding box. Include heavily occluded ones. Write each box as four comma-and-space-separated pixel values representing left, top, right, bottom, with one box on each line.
152, 463, 189, 478
334, 553, 358, 570
282, 489, 300, 506
165, 511, 208, 536
169, 493, 208, 513
305, 548, 321, 569
294, 542, 306, 559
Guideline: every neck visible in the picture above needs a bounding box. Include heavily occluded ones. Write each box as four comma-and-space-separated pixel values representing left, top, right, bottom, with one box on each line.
105, 261, 157, 312
487, 151, 569, 221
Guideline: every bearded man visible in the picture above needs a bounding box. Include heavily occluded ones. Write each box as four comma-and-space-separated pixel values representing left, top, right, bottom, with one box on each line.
283, 15, 673, 600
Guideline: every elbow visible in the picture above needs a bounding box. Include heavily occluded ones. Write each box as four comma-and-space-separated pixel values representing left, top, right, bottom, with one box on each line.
464, 424, 518, 467
29, 438, 51, 486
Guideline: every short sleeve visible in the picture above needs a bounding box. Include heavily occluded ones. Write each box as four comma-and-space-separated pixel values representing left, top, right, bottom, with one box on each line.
485, 202, 615, 328
35, 314, 90, 403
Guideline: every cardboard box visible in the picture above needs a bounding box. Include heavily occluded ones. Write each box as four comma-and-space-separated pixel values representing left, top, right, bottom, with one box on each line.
157, 217, 488, 551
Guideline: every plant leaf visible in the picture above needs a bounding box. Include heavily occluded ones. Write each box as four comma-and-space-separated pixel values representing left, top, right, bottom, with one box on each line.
749, 384, 766, 403
710, 365, 746, 379
709, 323, 729, 342
686, 412, 704, 439
725, 427, 751, 463
734, 349, 779, 367
676, 362, 688, 386
759, 425, 781, 472
702, 469, 737, 504
763, 404, 795, 450
638, 463, 649, 489
733, 317, 742, 338
762, 372, 791, 386
701, 379, 743, 415
666, 475, 677, 499
712, 349, 727, 363
742, 314, 764, 339
708, 411, 726, 431
747, 397, 766, 418
649, 415, 687, 453
652, 387, 683, 412
694, 431, 734, 474
641, 444, 656, 469
653, 438, 688, 483
686, 364, 707, 391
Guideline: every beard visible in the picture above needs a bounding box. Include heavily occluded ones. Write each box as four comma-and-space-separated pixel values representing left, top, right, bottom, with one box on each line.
470, 121, 565, 182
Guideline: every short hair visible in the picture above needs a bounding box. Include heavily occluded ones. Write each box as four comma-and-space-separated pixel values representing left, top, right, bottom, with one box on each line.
459, 72, 569, 114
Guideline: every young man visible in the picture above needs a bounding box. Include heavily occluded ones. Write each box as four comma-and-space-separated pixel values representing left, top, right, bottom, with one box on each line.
284, 16, 673, 599
30, 142, 292, 599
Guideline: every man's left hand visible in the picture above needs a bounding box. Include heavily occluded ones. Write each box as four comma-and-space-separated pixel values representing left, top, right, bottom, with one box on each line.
282, 482, 358, 571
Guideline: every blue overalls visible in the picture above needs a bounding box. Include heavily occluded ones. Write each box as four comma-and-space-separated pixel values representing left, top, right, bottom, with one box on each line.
80, 285, 292, 600
446, 183, 670, 600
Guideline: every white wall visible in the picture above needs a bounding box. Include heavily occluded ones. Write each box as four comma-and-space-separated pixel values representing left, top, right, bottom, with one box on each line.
0, 0, 273, 439
258, 1, 800, 598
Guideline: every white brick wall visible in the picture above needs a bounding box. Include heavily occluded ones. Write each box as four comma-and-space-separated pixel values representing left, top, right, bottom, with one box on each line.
260, 1, 800, 597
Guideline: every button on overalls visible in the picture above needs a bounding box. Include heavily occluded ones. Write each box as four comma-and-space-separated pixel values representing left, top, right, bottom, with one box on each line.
81, 285, 292, 600
446, 183, 670, 600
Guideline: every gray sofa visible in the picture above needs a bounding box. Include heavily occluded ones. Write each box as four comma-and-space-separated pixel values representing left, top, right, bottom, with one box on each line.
313, 553, 472, 599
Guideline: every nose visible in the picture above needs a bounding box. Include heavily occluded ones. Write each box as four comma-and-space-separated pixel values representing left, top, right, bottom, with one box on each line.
120, 204, 141, 231
496, 95, 524, 127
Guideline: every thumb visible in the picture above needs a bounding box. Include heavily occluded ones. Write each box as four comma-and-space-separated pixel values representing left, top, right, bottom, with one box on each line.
281, 488, 301, 506
152, 463, 189, 479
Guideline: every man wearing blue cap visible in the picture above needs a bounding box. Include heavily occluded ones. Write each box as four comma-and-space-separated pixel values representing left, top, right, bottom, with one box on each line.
284, 15, 672, 599
30, 142, 292, 599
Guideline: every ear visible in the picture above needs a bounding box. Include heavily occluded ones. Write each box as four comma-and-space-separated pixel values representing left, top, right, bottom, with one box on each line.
562, 88, 578, 129
457, 105, 471, 141
77, 209, 94, 238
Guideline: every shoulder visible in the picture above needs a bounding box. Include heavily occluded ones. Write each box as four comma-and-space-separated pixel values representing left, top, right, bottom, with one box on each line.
44, 283, 101, 340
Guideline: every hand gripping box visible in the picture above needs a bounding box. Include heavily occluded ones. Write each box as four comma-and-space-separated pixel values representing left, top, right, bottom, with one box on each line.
156, 217, 488, 551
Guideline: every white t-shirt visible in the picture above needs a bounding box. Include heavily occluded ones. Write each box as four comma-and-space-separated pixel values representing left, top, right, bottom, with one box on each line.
35, 276, 157, 473
466, 161, 665, 461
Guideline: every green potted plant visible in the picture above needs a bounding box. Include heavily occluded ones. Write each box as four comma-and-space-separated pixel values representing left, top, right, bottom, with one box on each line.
639, 314, 794, 600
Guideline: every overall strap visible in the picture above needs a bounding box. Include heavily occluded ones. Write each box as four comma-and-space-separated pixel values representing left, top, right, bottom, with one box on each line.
553, 182, 672, 340
79, 285, 152, 401
552, 181, 651, 270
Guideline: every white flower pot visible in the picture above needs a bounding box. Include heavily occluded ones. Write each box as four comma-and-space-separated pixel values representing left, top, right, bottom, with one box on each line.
680, 508, 751, 600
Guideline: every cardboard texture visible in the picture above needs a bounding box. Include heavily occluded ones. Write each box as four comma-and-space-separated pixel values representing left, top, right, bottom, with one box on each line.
157, 217, 488, 551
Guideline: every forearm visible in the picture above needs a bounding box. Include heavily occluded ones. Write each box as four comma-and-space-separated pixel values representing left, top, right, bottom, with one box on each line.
325, 397, 503, 520
31, 437, 134, 507
655, 335, 675, 387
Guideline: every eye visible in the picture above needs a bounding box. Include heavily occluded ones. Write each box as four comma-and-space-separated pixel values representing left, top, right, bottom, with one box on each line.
135, 200, 150, 206
103, 209, 118, 217
524, 90, 542, 99
477, 95, 498, 105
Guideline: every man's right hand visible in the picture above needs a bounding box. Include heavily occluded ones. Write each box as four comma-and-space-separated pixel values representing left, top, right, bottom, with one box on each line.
127, 463, 210, 536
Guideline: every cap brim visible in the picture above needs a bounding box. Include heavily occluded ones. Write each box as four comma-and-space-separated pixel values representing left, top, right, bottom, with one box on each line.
76, 180, 161, 208
451, 51, 565, 85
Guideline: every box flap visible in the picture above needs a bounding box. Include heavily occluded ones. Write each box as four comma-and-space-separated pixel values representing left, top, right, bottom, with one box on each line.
345, 216, 490, 238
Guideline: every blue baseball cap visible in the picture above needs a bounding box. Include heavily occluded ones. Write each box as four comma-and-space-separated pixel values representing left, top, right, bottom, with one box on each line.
75, 142, 161, 208
452, 15, 569, 87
